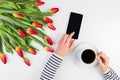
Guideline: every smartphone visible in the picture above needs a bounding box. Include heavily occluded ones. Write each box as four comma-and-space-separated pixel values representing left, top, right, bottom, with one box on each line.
66, 12, 83, 39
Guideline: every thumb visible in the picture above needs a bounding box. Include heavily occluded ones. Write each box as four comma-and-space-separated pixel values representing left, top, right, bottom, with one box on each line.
97, 57, 104, 68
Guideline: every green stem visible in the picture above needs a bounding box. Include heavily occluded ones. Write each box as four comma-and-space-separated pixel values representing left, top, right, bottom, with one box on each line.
4, 22, 18, 33
28, 34, 47, 47
13, 17, 47, 38
1, 14, 48, 39
26, 37, 32, 46
41, 12, 52, 16
35, 29, 46, 38
0, 35, 3, 53
0, 14, 27, 28
0, 8, 19, 13
4, 41, 13, 53
0, 23, 26, 46
0, 1, 19, 10
14, 18, 33, 27
0, 29, 26, 50
0, 30, 14, 49
0, 24, 13, 35
28, 45, 39, 51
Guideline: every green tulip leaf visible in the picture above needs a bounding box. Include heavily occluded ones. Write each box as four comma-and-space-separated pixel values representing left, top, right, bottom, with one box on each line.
0, 14, 27, 28
0, 19, 5, 28
0, 36, 3, 53
4, 42, 13, 53
0, 30, 14, 49
0, 8, 19, 14
28, 34, 46, 47
0, 1, 18, 10
13, 32, 27, 46
20, 9, 34, 15
26, 37, 32, 45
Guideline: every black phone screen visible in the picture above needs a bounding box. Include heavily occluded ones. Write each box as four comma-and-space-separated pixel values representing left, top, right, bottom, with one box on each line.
66, 12, 83, 39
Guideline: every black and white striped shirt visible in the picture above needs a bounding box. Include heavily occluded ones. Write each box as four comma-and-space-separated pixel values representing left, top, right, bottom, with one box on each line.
103, 68, 120, 80
39, 53, 63, 80
39, 53, 120, 80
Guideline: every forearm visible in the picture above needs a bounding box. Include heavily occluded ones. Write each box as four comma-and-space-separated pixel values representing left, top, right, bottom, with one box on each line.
40, 53, 63, 80
103, 68, 120, 80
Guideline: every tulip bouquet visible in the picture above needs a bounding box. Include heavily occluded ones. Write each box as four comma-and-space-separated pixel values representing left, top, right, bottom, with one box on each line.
0, 0, 59, 66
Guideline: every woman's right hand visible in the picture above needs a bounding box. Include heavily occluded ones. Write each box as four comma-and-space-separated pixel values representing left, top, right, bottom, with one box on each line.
55, 32, 75, 57
97, 52, 110, 73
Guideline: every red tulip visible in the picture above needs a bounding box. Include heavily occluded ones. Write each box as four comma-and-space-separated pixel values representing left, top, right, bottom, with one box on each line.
0, 53, 7, 64
23, 57, 31, 66
49, 8, 59, 14
32, 22, 43, 28
15, 47, 24, 58
45, 46, 54, 52
43, 17, 53, 23
13, 13, 24, 18
27, 28, 38, 35
28, 48, 37, 55
35, 0, 45, 6
18, 29, 27, 37
47, 23, 56, 30
44, 36, 53, 45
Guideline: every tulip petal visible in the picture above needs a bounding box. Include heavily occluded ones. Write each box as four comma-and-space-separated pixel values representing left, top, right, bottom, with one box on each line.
35, 0, 45, 6
47, 23, 56, 30
18, 29, 27, 37
44, 36, 53, 45
28, 48, 37, 55
27, 28, 38, 35
0, 53, 7, 64
49, 8, 59, 14
45, 46, 54, 52
32, 22, 43, 28
43, 17, 53, 23
15, 47, 24, 57
13, 13, 24, 18
23, 57, 31, 66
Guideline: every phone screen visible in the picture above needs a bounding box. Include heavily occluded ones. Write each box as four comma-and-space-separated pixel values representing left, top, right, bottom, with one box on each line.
66, 12, 83, 39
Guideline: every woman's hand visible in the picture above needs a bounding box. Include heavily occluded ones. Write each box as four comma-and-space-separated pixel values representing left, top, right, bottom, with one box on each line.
97, 52, 109, 73
55, 32, 75, 57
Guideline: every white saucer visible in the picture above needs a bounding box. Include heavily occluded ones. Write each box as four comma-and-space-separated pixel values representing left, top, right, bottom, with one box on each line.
72, 42, 99, 68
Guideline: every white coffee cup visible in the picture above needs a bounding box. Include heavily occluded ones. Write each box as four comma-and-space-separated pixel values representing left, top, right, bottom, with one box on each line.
72, 42, 99, 68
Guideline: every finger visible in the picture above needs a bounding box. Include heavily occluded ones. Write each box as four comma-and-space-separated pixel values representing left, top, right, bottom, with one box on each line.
97, 51, 104, 56
63, 34, 69, 43
65, 32, 75, 44
99, 54, 108, 63
98, 54, 109, 66
97, 52, 108, 62
59, 34, 68, 43
69, 40, 75, 49
97, 56, 104, 67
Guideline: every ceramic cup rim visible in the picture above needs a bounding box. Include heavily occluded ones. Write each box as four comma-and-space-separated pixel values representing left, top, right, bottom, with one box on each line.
73, 42, 99, 68
79, 48, 97, 65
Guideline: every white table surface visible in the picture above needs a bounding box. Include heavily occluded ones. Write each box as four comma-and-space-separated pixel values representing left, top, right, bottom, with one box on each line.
0, 0, 120, 80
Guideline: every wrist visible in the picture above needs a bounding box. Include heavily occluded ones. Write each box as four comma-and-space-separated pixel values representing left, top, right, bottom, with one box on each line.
56, 52, 64, 57
57, 53, 65, 57
102, 66, 110, 73
55, 51, 65, 57
53, 52, 64, 60
102, 67, 111, 74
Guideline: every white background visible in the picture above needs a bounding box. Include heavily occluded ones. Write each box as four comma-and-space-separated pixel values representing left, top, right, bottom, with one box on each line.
0, 0, 120, 80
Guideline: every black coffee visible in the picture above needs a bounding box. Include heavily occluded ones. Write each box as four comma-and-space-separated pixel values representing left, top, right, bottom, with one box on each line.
81, 49, 96, 64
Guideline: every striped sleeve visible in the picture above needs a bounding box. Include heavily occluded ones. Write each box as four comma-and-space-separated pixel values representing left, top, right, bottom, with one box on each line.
40, 53, 63, 80
103, 68, 120, 80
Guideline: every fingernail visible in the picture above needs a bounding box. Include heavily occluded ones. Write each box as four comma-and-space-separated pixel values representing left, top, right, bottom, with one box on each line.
71, 32, 75, 35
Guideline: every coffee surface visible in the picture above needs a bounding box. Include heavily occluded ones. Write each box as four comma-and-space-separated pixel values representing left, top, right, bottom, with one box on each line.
81, 49, 95, 64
